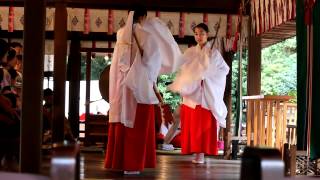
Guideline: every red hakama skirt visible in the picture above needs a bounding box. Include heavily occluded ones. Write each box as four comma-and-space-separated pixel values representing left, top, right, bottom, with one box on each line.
180, 104, 218, 155
105, 104, 156, 171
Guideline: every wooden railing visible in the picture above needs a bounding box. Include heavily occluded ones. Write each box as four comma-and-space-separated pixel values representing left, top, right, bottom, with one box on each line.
286, 103, 297, 145
243, 95, 293, 150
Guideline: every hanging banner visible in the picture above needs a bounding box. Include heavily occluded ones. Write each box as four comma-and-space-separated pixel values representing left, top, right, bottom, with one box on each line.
0, 7, 251, 53
84, 8, 90, 34
178, 12, 186, 38
203, 13, 208, 25
107, 9, 114, 35
155, 11, 160, 17
251, 0, 296, 35
8, 5, 14, 32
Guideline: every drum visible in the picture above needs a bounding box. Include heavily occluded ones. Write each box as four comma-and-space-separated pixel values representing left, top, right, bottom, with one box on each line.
98, 65, 110, 102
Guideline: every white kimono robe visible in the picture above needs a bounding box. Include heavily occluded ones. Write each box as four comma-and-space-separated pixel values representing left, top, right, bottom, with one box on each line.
169, 43, 229, 128
109, 12, 182, 128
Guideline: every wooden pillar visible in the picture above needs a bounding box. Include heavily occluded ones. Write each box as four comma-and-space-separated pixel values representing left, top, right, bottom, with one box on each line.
68, 34, 81, 138
85, 53, 91, 115
247, 24, 261, 95
21, 0, 46, 173
223, 51, 233, 159
84, 52, 91, 145
52, 2, 68, 142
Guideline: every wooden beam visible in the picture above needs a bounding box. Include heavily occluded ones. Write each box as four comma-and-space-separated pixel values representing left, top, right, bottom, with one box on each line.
67, 0, 240, 14
20, 0, 46, 173
0, 0, 241, 14
52, 1, 68, 142
0, 31, 196, 45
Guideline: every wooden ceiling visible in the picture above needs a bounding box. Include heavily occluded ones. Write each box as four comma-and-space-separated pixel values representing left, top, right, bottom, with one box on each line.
261, 20, 296, 48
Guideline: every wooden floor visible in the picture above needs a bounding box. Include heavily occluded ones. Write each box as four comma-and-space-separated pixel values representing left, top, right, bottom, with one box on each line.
80, 152, 241, 179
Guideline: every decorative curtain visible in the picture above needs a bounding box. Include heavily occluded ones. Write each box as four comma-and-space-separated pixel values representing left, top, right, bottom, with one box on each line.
251, 0, 296, 35
310, 0, 320, 160
0, 7, 248, 53
297, 0, 320, 160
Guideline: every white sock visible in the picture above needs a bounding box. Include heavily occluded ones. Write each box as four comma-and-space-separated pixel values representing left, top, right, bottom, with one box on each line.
124, 171, 140, 175
198, 153, 205, 161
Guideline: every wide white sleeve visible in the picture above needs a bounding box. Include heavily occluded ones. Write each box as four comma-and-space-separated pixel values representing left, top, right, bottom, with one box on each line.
168, 48, 206, 93
115, 26, 132, 73
203, 78, 228, 128
123, 51, 159, 104
140, 32, 162, 82
201, 49, 229, 128
206, 49, 230, 77
122, 27, 160, 104
179, 80, 201, 96
143, 18, 183, 74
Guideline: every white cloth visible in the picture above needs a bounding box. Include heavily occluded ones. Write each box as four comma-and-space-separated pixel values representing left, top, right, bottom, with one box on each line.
169, 42, 229, 128
143, 17, 183, 74
108, 12, 136, 128
109, 12, 182, 128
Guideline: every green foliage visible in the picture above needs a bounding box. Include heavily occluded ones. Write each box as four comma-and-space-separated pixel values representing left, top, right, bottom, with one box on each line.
157, 73, 182, 111
81, 55, 111, 80
232, 50, 248, 125
261, 36, 297, 102
231, 36, 297, 125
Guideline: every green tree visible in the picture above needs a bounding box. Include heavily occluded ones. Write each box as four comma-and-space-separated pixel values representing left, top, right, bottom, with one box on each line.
81, 55, 110, 80
231, 36, 297, 125
232, 50, 248, 126
157, 73, 182, 111
261, 36, 297, 102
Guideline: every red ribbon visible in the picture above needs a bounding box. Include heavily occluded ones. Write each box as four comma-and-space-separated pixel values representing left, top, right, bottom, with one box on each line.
286, 0, 290, 20
268, 0, 272, 30
8, 6, 14, 32
252, 0, 257, 35
258, 0, 262, 34
226, 14, 232, 39
203, 13, 208, 25
292, 0, 296, 19
232, 5, 242, 52
84, 8, 90, 34
232, 19, 241, 52
304, 0, 315, 25
273, 0, 278, 26
280, 0, 285, 23
178, 12, 185, 38
155, 11, 160, 17
263, 0, 266, 32
108, 9, 114, 35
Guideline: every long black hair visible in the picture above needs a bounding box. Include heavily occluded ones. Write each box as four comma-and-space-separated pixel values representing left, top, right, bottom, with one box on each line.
193, 23, 209, 33
7, 48, 16, 62
193, 23, 215, 42
132, 6, 147, 23
0, 39, 9, 62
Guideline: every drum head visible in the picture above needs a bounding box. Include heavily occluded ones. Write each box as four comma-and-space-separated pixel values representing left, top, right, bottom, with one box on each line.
99, 65, 110, 102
